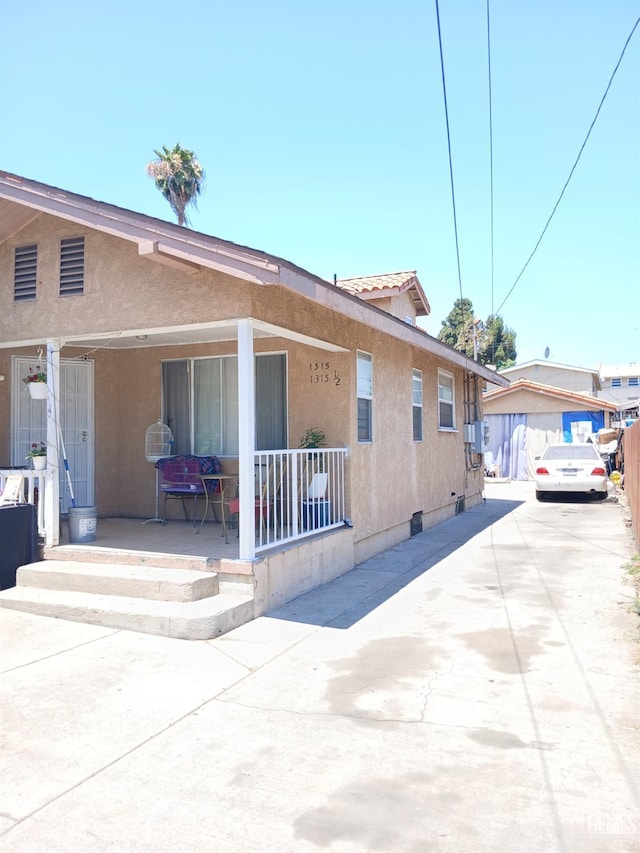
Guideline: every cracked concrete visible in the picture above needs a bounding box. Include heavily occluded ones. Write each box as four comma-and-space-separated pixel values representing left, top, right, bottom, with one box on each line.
1, 481, 639, 852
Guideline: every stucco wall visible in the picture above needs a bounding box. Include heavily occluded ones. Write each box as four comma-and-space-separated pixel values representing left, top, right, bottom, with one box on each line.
2, 214, 482, 558
0, 214, 253, 342
598, 383, 640, 406
362, 293, 417, 324
253, 527, 355, 614
75, 327, 476, 544
497, 364, 596, 397
483, 388, 604, 416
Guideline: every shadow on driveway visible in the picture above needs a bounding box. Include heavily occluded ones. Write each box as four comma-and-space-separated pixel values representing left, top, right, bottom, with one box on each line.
268, 496, 524, 629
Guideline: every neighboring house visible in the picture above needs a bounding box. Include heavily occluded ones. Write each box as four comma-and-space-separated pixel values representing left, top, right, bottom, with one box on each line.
334, 272, 430, 326
0, 170, 506, 616
598, 362, 640, 406
482, 380, 616, 480
612, 399, 640, 427
485, 359, 602, 398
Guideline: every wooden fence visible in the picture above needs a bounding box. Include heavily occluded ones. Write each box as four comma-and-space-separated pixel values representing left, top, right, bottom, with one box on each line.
624, 421, 640, 551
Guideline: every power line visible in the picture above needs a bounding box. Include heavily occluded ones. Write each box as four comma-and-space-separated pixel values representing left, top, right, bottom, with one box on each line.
486, 0, 495, 317
434, 0, 463, 302
495, 15, 640, 316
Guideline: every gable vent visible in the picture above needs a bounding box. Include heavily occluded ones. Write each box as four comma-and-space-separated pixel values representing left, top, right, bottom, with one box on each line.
60, 236, 85, 296
14, 244, 38, 301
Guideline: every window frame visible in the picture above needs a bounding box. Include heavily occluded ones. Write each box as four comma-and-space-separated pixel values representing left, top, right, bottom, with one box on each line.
412, 368, 423, 442
627, 377, 639, 387
357, 350, 373, 443
161, 352, 287, 456
611, 378, 622, 388
437, 369, 456, 431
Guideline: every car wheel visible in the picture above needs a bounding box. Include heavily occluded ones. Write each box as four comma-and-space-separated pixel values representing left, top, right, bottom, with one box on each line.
536, 490, 546, 502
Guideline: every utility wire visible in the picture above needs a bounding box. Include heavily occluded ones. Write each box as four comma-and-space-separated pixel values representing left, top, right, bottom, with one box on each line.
495, 15, 640, 316
435, 0, 463, 301
487, 0, 495, 317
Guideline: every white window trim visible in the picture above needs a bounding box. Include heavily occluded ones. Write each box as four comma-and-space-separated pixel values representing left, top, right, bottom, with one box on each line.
437, 368, 456, 431
357, 350, 373, 443
412, 368, 423, 442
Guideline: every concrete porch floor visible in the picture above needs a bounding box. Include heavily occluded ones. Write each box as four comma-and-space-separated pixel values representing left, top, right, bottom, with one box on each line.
49, 516, 241, 562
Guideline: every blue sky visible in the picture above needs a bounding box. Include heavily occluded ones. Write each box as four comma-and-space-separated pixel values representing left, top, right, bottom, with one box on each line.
1, 0, 638, 369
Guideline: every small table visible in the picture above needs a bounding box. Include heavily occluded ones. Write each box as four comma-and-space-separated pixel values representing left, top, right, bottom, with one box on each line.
197, 474, 238, 542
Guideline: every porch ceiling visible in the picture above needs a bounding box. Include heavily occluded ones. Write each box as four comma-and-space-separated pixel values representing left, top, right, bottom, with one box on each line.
6, 319, 349, 353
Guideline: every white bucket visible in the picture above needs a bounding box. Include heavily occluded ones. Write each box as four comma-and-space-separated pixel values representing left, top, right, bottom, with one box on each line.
68, 506, 98, 544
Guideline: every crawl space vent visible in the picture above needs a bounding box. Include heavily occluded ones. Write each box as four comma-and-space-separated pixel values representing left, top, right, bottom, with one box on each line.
410, 511, 423, 537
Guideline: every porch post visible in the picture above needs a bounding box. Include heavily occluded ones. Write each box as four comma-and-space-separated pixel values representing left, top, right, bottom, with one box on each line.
237, 319, 256, 560
44, 340, 61, 547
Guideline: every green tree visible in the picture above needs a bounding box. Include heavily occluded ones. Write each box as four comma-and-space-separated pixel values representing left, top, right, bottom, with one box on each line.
482, 314, 517, 369
146, 144, 205, 226
437, 299, 517, 368
437, 298, 476, 358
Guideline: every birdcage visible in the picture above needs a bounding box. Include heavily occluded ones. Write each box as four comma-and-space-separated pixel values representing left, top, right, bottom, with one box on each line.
145, 420, 173, 462
144, 420, 174, 523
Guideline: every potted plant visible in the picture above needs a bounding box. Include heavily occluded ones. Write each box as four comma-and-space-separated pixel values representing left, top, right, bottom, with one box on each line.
26, 442, 47, 470
23, 365, 47, 399
298, 429, 330, 527
299, 428, 326, 449
299, 427, 326, 471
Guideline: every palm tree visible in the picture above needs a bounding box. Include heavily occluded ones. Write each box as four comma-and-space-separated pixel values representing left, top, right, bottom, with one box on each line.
146, 144, 205, 226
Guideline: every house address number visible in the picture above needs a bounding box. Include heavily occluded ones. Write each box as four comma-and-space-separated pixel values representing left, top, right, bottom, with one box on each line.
309, 362, 341, 386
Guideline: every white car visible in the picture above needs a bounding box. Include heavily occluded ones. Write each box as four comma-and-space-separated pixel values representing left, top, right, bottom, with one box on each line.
534, 442, 608, 501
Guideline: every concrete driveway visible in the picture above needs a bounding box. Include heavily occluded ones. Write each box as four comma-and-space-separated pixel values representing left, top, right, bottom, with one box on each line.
1, 481, 638, 852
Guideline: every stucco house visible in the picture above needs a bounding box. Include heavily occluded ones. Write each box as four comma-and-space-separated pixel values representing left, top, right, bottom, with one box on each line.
598, 361, 640, 416
482, 379, 616, 480
0, 170, 506, 636
485, 359, 602, 398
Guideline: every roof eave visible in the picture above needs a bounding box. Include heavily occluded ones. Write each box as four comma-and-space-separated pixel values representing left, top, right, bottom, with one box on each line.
0, 170, 502, 384
484, 380, 617, 411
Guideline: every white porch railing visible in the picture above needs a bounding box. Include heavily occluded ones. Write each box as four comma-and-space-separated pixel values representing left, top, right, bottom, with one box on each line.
0, 470, 46, 536
253, 448, 348, 553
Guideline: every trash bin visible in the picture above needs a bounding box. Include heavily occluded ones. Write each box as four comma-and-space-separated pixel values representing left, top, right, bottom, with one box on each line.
0, 505, 38, 589
302, 499, 331, 531
68, 506, 98, 543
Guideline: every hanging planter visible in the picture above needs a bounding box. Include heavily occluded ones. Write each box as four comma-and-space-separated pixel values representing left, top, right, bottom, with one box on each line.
28, 382, 47, 400
24, 364, 47, 400
31, 455, 47, 470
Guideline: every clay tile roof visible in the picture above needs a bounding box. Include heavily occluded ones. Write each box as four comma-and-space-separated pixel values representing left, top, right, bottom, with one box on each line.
484, 379, 617, 411
335, 271, 430, 316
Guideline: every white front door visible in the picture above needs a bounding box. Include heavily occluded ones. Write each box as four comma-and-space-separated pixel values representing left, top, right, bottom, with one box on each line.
12, 356, 95, 512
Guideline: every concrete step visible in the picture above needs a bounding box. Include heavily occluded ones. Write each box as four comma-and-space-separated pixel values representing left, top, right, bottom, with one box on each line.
42, 546, 256, 584
0, 586, 256, 640
16, 561, 220, 602
43, 545, 216, 572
